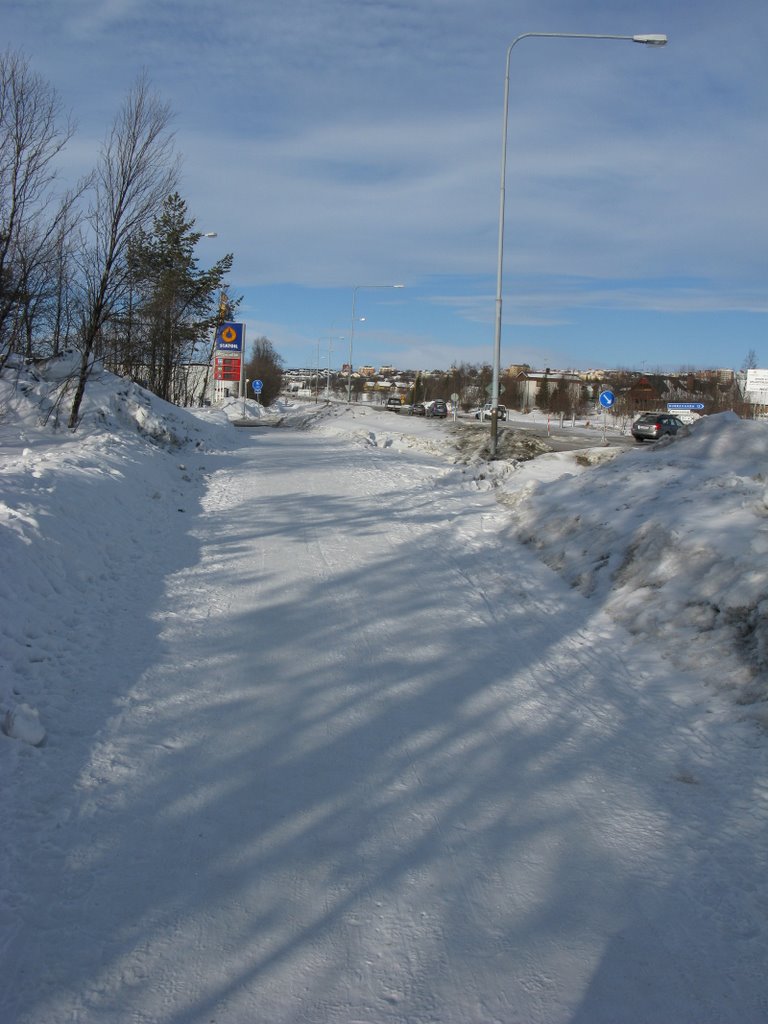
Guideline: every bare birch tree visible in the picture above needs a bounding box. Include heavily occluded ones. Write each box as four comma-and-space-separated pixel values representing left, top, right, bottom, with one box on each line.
0, 49, 79, 364
68, 72, 178, 428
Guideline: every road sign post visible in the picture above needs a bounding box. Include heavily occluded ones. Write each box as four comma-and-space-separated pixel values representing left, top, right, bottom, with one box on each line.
598, 390, 615, 443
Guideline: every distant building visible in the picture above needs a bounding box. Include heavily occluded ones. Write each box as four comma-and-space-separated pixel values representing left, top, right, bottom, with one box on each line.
701, 368, 735, 384
624, 376, 666, 412
514, 369, 584, 410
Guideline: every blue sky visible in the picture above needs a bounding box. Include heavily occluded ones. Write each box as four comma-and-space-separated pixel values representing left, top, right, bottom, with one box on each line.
5, 0, 767, 373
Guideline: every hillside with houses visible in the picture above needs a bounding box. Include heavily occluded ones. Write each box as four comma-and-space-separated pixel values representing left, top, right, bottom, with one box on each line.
281, 361, 762, 420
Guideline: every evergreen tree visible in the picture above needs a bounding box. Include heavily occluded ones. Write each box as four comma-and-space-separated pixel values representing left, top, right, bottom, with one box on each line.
125, 192, 233, 403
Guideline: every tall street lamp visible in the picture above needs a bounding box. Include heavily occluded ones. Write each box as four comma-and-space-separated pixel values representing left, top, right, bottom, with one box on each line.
489, 31, 667, 457
347, 283, 405, 402
326, 325, 348, 398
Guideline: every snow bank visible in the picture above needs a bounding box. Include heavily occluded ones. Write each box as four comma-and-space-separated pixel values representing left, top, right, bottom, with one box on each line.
511, 413, 768, 710
0, 352, 230, 448
0, 355, 230, 756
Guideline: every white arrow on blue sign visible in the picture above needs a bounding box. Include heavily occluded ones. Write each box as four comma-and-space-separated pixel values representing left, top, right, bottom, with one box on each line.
252, 380, 263, 394
599, 390, 616, 409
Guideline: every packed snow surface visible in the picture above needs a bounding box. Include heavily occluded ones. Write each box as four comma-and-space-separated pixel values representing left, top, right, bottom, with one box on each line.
1, 357, 767, 1023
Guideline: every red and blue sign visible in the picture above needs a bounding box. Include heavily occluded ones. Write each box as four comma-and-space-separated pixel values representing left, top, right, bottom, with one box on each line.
215, 322, 244, 352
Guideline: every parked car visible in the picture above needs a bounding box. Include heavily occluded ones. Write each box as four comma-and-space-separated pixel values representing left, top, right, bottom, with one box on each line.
425, 399, 448, 418
409, 402, 426, 416
475, 403, 507, 421
631, 412, 686, 442
385, 396, 403, 411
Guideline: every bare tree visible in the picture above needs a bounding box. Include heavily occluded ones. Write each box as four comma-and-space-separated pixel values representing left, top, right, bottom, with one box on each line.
44, 207, 79, 356
244, 337, 284, 406
68, 72, 179, 428
0, 49, 80, 364
742, 349, 758, 372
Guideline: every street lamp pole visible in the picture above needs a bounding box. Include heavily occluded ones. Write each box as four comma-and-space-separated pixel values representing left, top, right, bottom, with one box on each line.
489, 31, 667, 457
327, 330, 346, 398
347, 283, 405, 402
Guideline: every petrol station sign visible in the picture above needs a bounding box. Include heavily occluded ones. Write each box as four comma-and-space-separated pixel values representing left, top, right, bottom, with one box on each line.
214, 355, 242, 381
213, 322, 245, 395
215, 322, 244, 352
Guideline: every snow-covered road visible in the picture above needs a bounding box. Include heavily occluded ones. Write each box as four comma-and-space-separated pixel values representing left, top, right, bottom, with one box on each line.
3, 409, 767, 1023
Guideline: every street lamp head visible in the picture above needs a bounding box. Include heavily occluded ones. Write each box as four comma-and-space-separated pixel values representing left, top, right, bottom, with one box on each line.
632, 34, 668, 46
201, 231, 218, 238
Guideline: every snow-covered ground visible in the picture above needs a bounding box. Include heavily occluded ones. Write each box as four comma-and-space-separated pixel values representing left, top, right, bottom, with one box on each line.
1, 356, 767, 1023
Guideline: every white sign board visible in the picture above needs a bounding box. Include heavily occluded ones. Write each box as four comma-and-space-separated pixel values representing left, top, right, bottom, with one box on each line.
745, 369, 768, 392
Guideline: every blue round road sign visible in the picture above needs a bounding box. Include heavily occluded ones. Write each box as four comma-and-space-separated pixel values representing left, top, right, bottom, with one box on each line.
252, 379, 263, 394
599, 390, 616, 409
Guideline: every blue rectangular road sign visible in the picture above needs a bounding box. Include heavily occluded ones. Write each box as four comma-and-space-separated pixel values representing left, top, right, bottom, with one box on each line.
667, 402, 705, 411
215, 322, 244, 352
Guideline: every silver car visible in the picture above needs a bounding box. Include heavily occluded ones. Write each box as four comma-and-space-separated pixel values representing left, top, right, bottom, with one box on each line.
631, 412, 686, 442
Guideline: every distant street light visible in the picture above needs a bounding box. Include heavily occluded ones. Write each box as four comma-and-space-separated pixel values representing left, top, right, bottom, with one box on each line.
326, 326, 347, 398
489, 31, 668, 457
347, 284, 405, 402
201, 232, 218, 238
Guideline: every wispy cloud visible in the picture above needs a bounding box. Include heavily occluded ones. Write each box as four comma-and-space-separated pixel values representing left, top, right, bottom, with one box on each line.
4, 0, 766, 370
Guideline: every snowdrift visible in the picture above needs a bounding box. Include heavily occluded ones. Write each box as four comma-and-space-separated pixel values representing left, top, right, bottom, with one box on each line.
512, 413, 768, 710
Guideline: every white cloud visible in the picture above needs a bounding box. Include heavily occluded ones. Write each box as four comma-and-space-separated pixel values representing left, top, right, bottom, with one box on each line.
3, 0, 767, 371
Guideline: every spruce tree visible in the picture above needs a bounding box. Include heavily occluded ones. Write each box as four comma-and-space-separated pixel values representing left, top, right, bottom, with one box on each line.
125, 192, 233, 403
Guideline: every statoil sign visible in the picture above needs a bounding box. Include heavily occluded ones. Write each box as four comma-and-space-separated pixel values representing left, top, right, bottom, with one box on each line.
213, 322, 245, 389
215, 322, 244, 352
